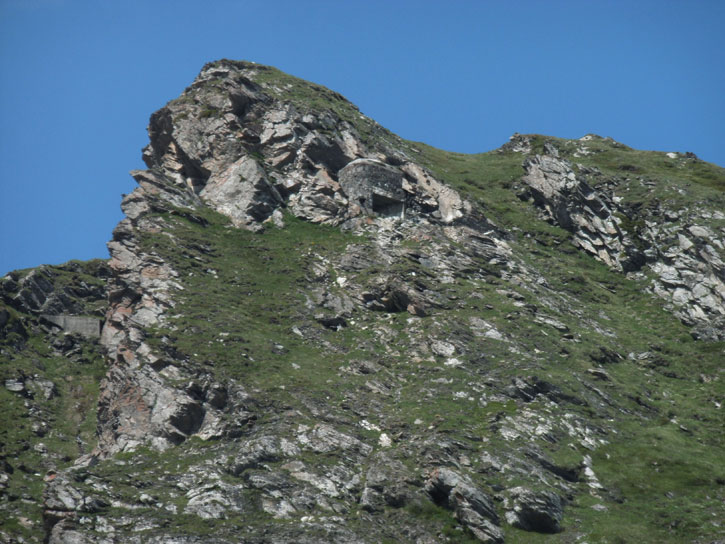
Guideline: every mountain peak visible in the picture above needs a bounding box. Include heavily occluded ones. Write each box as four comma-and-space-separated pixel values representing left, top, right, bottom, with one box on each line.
135, 57, 477, 234
2, 60, 724, 543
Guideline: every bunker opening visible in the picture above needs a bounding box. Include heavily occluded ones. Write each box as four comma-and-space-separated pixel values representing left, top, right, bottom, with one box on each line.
372, 192, 404, 218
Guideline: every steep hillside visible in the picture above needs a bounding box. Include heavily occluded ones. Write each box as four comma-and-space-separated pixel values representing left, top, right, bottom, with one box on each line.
1, 60, 723, 543
0, 260, 109, 540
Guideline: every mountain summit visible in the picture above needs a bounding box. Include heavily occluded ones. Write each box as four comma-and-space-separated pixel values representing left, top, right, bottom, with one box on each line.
2, 59, 724, 543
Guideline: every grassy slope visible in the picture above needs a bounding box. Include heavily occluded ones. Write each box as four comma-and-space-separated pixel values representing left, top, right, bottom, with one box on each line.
109, 66, 725, 537
411, 138, 725, 542
127, 156, 724, 541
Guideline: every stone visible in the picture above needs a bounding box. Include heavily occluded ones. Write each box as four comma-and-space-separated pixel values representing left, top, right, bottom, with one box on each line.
502, 133, 533, 153
543, 141, 559, 157
401, 161, 469, 223
406, 303, 427, 316
228, 436, 286, 475
587, 368, 610, 381
339, 158, 406, 218
185, 485, 240, 519
521, 154, 644, 272
4, 378, 25, 393
534, 315, 569, 332
519, 153, 725, 338
297, 424, 373, 456
425, 468, 499, 523
425, 468, 503, 543
688, 225, 711, 239
431, 340, 456, 357
200, 155, 282, 229
672, 288, 692, 304
29, 377, 58, 400
678, 234, 694, 251
504, 486, 563, 533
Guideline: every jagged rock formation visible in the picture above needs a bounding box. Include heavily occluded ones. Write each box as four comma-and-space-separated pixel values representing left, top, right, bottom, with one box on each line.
2, 60, 724, 543
516, 140, 725, 341
2, 262, 109, 318
97, 60, 498, 458
519, 153, 645, 272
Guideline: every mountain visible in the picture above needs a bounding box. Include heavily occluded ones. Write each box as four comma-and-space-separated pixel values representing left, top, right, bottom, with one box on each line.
1, 59, 724, 543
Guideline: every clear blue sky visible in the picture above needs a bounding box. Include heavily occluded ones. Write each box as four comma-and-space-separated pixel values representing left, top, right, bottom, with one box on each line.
2, 0, 724, 274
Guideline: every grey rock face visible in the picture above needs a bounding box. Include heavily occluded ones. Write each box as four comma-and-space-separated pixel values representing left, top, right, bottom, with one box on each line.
339, 158, 406, 217
200, 155, 282, 229
504, 486, 563, 533
227, 435, 296, 475
9, 269, 56, 313
426, 468, 503, 543
649, 228, 725, 340
359, 454, 411, 512
499, 132, 533, 154
2, 262, 109, 317
95, 362, 242, 453
44, 473, 108, 541
520, 152, 725, 339
521, 154, 642, 271
132, 59, 473, 231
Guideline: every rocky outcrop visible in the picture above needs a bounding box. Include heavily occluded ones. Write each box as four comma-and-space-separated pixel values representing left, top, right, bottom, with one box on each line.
519, 148, 725, 340
648, 222, 725, 340
1, 261, 109, 317
199, 154, 283, 229
131, 60, 473, 232
426, 468, 504, 543
504, 487, 563, 533
98, 196, 191, 454
339, 158, 406, 218
520, 154, 644, 272
93, 59, 493, 457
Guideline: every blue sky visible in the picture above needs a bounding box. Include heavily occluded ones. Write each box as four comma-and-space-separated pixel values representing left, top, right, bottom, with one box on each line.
2, 0, 724, 274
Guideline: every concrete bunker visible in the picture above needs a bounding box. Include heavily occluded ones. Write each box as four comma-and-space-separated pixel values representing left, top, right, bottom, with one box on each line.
371, 192, 404, 217
41, 315, 103, 338
338, 158, 406, 218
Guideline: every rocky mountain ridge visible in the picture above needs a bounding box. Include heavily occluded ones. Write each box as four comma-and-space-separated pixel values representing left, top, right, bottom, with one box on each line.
1, 59, 724, 543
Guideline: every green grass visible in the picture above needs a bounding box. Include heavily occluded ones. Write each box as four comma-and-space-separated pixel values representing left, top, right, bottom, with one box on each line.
138, 207, 369, 416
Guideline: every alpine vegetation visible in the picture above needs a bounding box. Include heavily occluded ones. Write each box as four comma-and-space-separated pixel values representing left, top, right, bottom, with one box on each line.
2, 60, 724, 543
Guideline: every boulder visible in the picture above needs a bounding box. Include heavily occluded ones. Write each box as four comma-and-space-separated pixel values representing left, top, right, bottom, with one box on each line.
504, 486, 563, 533
339, 158, 406, 218
200, 155, 282, 229
426, 468, 503, 543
